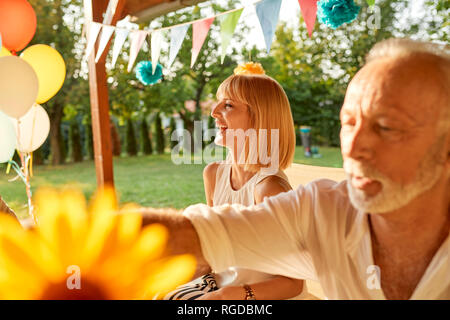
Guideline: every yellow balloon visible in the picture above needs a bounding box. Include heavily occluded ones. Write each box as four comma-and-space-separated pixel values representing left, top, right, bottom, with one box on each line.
0, 47, 12, 57
20, 44, 66, 104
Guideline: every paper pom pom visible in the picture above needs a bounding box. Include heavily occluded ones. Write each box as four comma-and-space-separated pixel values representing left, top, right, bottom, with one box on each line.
234, 62, 265, 75
317, 0, 360, 29
136, 61, 163, 85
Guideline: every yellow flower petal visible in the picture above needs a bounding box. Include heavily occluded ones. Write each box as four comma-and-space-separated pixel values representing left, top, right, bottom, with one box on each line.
140, 254, 197, 299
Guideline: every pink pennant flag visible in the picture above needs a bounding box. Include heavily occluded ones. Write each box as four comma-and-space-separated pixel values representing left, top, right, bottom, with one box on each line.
191, 17, 215, 68
127, 30, 148, 72
298, 0, 318, 37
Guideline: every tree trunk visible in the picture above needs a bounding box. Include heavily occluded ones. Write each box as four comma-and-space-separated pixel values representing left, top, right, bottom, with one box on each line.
33, 148, 44, 165
169, 117, 177, 149
49, 104, 65, 165
85, 122, 94, 160
154, 112, 165, 155
110, 120, 122, 156
126, 118, 138, 156
141, 118, 153, 155
70, 121, 83, 162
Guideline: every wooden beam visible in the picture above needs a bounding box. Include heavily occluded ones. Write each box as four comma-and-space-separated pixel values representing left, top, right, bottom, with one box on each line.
86, 0, 127, 188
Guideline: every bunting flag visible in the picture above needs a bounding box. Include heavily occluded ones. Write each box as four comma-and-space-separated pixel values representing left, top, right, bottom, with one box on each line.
127, 30, 148, 72
191, 17, 214, 68
95, 25, 115, 63
82, 0, 362, 71
111, 27, 129, 67
151, 30, 164, 74
84, 22, 102, 59
219, 9, 243, 64
168, 24, 190, 68
298, 0, 318, 38
255, 0, 282, 53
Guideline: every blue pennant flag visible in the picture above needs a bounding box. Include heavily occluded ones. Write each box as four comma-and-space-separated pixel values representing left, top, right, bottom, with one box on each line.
255, 0, 282, 53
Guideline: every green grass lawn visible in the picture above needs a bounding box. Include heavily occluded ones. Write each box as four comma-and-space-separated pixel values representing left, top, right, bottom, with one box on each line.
0, 146, 341, 219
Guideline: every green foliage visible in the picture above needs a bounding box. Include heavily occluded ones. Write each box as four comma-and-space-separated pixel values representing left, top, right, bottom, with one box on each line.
140, 118, 153, 155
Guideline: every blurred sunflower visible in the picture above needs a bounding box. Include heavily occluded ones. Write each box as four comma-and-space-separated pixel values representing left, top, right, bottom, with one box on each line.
0, 188, 196, 299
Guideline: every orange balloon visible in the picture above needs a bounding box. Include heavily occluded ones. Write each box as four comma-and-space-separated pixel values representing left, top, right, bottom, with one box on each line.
0, 0, 37, 52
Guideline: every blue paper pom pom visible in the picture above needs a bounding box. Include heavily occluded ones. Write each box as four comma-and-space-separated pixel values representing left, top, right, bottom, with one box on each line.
136, 61, 163, 85
317, 0, 360, 29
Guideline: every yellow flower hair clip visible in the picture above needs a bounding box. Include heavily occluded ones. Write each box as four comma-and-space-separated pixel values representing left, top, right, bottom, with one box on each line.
233, 62, 265, 75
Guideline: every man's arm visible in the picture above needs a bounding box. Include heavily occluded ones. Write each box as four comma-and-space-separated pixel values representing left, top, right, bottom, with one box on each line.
140, 207, 211, 278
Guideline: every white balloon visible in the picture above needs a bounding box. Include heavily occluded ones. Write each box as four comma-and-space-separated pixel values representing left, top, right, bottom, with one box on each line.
0, 110, 16, 163
12, 104, 50, 153
0, 56, 38, 118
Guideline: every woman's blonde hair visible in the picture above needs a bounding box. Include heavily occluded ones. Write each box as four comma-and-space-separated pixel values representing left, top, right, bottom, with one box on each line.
216, 73, 296, 172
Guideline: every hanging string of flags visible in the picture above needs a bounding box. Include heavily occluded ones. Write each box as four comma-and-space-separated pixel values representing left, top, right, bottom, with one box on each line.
84, 0, 365, 72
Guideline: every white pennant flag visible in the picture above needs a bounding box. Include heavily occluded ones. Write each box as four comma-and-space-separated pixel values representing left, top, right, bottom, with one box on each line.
111, 28, 129, 67
168, 24, 190, 68
151, 30, 164, 74
84, 22, 102, 59
95, 25, 115, 63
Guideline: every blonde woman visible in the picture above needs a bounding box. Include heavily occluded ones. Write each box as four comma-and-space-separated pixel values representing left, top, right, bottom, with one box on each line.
165, 63, 305, 300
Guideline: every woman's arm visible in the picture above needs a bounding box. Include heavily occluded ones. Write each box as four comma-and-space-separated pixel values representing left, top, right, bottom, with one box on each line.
203, 162, 220, 206
203, 174, 303, 300
198, 276, 304, 300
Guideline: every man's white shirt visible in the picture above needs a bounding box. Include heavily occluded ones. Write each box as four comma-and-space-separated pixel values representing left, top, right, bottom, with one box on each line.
184, 179, 450, 299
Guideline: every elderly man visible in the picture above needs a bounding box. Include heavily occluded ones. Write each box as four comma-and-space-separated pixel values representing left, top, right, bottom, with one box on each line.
142, 38, 449, 300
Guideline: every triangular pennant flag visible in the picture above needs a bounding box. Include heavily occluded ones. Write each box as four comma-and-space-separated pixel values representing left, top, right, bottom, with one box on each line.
298, 0, 318, 37
95, 25, 115, 63
367, 0, 375, 6
127, 30, 148, 72
111, 28, 129, 67
84, 22, 102, 59
151, 30, 164, 74
255, 0, 282, 53
168, 24, 190, 68
219, 9, 243, 64
191, 17, 214, 68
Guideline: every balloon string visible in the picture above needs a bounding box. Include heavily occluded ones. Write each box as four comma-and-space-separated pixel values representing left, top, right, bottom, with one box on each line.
6, 155, 13, 174
28, 105, 37, 151
30, 152, 34, 178
20, 152, 35, 223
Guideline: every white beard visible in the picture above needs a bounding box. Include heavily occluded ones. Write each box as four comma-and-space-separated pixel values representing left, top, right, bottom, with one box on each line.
344, 137, 446, 214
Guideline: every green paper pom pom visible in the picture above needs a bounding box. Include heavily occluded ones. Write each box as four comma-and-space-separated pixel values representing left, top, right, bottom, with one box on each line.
317, 0, 360, 29
136, 61, 163, 85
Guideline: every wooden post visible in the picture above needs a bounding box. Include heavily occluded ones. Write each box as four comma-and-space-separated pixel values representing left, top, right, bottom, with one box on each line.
86, 0, 127, 188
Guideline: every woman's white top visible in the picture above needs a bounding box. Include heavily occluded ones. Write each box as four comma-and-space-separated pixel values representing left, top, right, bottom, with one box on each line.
211, 162, 308, 299
213, 162, 290, 207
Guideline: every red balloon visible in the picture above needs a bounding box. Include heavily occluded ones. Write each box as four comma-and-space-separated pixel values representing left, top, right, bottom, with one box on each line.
0, 0, 37, 52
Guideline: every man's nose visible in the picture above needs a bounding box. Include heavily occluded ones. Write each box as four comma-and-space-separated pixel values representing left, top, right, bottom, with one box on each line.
341, 123, 375, 161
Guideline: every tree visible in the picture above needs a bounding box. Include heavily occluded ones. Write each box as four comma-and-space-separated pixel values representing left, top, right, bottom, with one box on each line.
28, 0, 87, 165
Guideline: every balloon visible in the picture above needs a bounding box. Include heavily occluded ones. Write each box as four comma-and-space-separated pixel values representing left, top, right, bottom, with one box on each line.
12, 104, 50, 153
21, 44, 66, 104
0, 47, 11, 57
0, 0, 37, 52
0, 110, 16, 163
0, 56, 38, 118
